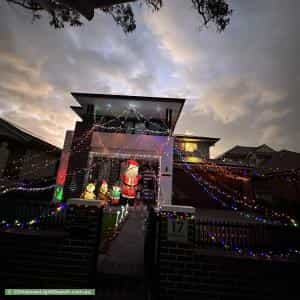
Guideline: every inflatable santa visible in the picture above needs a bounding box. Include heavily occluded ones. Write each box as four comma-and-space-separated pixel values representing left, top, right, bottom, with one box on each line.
121, 160, 142, 202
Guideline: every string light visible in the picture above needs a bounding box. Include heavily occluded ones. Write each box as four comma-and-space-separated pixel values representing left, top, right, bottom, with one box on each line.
205, 231, 300, 261
0, 203, 67, 230
158, 208, 299, 260
158, 210, 195, 221
0, 184, 56, 195
174, 146, 298, 227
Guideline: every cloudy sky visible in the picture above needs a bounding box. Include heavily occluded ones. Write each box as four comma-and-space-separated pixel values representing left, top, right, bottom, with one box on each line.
0, 0, 299, 157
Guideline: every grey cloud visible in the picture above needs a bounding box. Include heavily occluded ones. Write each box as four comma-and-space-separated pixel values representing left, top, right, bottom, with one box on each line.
144, 0, 300, 154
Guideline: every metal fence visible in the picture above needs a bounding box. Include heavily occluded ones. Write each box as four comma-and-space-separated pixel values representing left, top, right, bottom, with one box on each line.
195, 219, 300, 250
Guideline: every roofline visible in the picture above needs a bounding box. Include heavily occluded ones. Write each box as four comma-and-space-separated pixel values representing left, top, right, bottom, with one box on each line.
71, 92, 186, 134
174, 135, 220, 143
217, 143, 275, 159
173, 101, 185, 133
71, 92, 186, 104
0, 118, 61, 151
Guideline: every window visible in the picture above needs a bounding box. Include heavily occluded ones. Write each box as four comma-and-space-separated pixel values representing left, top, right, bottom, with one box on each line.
184, 142, 198, 153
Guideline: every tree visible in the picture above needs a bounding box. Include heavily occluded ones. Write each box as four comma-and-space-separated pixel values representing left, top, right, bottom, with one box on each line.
5, 0, 232, 33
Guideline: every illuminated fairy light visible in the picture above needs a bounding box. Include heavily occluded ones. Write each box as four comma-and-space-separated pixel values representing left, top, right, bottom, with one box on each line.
0, 184, 56, 195
206, 231, 300, 260
158, 209, 299, 260
174, 146, 297, 226
0, 113, 117, 181
158, 210, 195, 221
1, 107, 169, 189
0, 203, 67, 230
174, 145, 296, 221
93, 107, 169, 135
0, 147, 59, 175
0, 159, 58, 184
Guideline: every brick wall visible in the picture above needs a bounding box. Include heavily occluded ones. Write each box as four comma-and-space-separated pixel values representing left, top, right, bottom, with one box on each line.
0, 205, 102, 288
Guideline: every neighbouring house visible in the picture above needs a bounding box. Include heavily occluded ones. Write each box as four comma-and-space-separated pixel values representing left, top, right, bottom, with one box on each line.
0, 118, 61, 185
216, 144, 276, 167
173, 135, 219, 163
215, 144, 300, 217
252, 150, 300, 216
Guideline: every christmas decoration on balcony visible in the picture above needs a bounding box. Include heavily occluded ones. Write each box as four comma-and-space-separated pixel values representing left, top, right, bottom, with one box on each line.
53, 185, 64, 202
80, 182, 96, 200
121, 159, 142, 202
98, 179, 109, 205
110, 184, 121, 205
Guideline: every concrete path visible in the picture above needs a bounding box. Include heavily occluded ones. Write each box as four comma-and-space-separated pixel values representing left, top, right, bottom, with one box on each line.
95, 205, 149, 299
97, 205, 148, 277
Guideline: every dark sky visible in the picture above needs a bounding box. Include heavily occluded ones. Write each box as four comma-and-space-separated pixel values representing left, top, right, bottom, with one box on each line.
0, 0, 299, 157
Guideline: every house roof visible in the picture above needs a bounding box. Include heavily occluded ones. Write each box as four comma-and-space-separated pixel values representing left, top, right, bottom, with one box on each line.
259, 150, 300, 172
218, 144, 275, 158
174, 135, 220, 145
71, 92, 185, 134
0, 118, 61, 152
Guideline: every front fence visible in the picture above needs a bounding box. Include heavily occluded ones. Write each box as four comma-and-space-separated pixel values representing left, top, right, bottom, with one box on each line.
0, 203, 103, 287
195, 219, 300, 250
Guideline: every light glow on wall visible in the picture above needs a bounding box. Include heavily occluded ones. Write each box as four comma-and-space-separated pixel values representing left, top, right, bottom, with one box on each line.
184, 142, 198, 153
185, 157, 203, 163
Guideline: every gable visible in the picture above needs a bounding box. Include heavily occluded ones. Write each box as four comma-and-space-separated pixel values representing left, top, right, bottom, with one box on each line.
256, 144, 275, 153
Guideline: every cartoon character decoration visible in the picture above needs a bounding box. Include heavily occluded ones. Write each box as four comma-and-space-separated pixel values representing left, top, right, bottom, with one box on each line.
121, 160, 142, 203
110, 184, 121, 205
98, 179, 109, 202
80, 182, 96, 200
53, 185, 64, 202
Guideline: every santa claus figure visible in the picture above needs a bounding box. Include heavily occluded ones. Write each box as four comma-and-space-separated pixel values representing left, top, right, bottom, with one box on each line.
121, 160, 141, 202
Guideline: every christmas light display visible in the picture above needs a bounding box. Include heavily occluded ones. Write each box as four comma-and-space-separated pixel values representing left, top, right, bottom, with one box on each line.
205, 231, 300, 261
0, 159, 58, 183
53, 185, 64, 202
1, 103, 298, 230
159, 210, 195, 221
98, 180, 109, 203
0, 184, 56, 195
0, 111, 126, 186
158, 210, 300, 260
0, 203, 67, 230
1, 106, 170, 194
121, 159, 142, 201
174, 146, 298, 227
110, 184, 121, 205
80, 182, 97, 200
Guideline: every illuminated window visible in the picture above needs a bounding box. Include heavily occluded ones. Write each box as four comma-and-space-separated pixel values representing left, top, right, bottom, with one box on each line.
184, 142, 197, 152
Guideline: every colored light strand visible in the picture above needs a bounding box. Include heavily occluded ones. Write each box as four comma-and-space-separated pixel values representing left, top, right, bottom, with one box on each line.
0, 203, 67, 230
174, 146, 298, 227
206, 231, 300, 261
158, 210, 300, 261
0, 184, 56, 195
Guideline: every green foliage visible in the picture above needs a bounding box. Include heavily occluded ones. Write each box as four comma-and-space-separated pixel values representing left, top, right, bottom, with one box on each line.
6, 0, 232, 33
